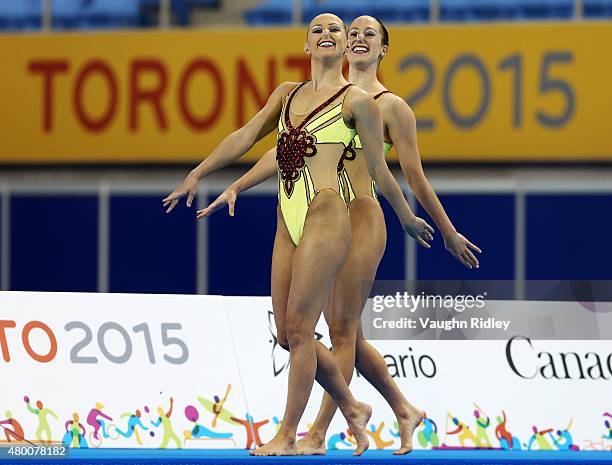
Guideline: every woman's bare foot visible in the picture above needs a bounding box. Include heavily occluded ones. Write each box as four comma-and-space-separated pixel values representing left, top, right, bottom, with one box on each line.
393, 407, 425, 455
345, 402, 372, 456
250, 433, 297, 456
296, 433, 326, 455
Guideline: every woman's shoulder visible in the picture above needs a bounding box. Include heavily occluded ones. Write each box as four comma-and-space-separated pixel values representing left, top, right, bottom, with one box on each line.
379, 92, 415, 120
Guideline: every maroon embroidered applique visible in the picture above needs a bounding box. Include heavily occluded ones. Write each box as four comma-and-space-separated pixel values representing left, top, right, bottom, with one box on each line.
277, 82, 353, 197
277, 129, 317, 196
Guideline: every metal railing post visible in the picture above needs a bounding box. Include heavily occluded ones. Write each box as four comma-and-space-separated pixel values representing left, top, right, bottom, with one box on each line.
292, 0, 303, 25
42, 0, 52, 31
575, 0, 584, 19
430, 0, 440, 23
159, 0, 171, 28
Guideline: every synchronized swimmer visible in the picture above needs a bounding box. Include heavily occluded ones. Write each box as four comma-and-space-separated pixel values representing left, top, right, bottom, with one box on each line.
164, 12, 479, 457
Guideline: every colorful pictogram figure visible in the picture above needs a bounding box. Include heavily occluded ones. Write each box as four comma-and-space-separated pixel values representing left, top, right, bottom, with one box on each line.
197, 396, 237, 426
151, 398, 182, 449
495, 411, 521, 450
526, 425, 554, 450
63, 413, 88, 448
24, 396, 58, 444
417, 416, 440, 448
473, 405, 492, 448
230, 413, 268, 449
548, 419, 579, 451
211, 385, 232, 428
447, 414, 479, 447
116, 409, 148, 445
0, 411, 25, 443
327, 432, 352, 450
367, 422, 394, 449
86, 402, 113, 447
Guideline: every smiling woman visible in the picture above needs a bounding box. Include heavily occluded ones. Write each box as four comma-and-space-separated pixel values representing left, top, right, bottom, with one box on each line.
163, 12, 432, 456
199, 14, 481, 457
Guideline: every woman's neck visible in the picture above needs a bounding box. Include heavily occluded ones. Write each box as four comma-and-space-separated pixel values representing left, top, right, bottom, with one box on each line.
309, 56, 347, 90
348, 60, 385, 93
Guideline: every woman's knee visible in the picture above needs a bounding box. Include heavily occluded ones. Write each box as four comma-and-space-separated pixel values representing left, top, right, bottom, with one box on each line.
277, 334, 290, 351
273, 322, 290, 351
285, 316, 314, 348
329, 318, 359, 348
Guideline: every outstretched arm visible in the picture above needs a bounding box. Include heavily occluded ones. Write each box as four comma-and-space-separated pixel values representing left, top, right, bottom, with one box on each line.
26, 403, 38, 415
163, 82, 296, 213
197, 147, 278, 219
387, 96, 481, 268
347, 89, 433, 248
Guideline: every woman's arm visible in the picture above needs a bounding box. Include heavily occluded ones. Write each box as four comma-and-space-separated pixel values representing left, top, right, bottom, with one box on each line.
232, 147, 278, 195
346, 88, 433, 248
197, 148, 278, 219
163, 82, 296, 213
386, 96, 481, 268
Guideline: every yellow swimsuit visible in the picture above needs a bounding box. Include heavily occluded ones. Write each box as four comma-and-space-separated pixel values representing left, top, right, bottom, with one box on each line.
337, 90, 393, 204
276, 81, 356, 246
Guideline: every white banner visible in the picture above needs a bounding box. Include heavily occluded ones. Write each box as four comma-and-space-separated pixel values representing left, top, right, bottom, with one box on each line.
1, 292, 610, 453
0, 292, 248, 449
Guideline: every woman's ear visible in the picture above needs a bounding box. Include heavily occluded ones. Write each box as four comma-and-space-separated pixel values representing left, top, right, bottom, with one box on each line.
304, 42, 311, 55
379, 44, 389, 61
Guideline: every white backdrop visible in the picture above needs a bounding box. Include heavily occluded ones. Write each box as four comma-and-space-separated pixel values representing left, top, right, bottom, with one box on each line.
1, 292, 610, 452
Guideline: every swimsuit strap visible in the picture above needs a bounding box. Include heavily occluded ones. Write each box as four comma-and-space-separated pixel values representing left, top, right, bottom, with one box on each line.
373, 90, 391, 100
285, 82, 354, 132
283, 82, 309, 131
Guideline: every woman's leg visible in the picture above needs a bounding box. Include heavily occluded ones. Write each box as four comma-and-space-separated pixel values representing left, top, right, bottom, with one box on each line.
253, 191, 370, 456
297, 196, 386, 454
270, 205, 295, 351
354, 326, 424, 454
300, 197, 424, 454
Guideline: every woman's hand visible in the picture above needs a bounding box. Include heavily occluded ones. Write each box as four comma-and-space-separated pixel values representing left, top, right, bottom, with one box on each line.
162, 173, 199, 213
404, 217, 434, 248
444, 232, 481, 269
196, 186, 238, 219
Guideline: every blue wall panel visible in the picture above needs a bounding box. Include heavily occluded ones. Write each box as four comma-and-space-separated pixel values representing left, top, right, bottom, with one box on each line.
110, 195, 197, 293
416, 194, 515, 280
376, 197, 407, 280
11, 195, 98, 291
208, 193, 277, 296
526, 194, 612, 279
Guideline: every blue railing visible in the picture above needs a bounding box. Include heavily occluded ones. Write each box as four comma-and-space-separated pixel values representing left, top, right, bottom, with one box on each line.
1, 1, 611, 32
0, 0, 219, 31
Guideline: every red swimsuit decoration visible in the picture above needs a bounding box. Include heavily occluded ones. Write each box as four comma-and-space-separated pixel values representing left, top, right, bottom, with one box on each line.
277, 82, 353, 197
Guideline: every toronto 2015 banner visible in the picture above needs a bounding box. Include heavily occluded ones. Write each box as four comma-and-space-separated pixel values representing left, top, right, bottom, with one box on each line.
1, 292, 610, 452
